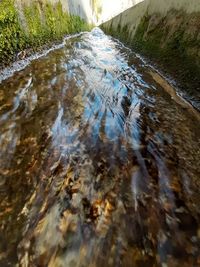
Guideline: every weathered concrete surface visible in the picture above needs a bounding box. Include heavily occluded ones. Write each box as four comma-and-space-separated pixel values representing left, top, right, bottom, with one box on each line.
101, 0, 200, 109
16, 0, 145, 25
96, 0, 144, 24
16, 0, 95, 23
101, 0, 200, 42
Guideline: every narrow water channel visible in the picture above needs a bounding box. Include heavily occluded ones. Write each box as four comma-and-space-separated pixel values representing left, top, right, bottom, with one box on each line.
0, 28, 199, 267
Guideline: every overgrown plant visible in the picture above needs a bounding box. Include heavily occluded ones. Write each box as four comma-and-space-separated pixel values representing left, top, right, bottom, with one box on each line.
0, 0, 92, 66
0, 0, 25, 63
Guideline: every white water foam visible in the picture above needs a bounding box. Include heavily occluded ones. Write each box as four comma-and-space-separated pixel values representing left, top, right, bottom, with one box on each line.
0, 32, 84, 84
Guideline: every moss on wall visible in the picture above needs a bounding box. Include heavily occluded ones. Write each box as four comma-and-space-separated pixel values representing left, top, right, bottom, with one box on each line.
132, 12, 200, 65
132, 11, 200, 93
101, 10, 200, 105
0, 0, 25, 63
0, 0, 92, 67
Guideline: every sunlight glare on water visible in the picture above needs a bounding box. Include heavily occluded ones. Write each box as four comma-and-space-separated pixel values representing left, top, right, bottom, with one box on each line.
0, 28, 199, 267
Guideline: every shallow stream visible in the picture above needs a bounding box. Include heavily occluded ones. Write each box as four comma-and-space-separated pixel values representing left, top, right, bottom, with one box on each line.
0, 28, 199, 267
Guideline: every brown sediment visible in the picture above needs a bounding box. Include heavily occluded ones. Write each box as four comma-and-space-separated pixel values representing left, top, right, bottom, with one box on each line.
0, 28, 199, 267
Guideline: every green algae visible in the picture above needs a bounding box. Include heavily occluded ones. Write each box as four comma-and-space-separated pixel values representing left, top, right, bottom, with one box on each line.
0, 0, 92, 67
101, 10, 200, 99
132, 13, 200, 88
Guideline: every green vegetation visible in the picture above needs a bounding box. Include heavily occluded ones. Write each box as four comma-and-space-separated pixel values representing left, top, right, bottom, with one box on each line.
102, 11, 200, 100
132, 14, 200, 89
0, 0, 25, 63
0, 0, 92, 66
132, 15, 188, 61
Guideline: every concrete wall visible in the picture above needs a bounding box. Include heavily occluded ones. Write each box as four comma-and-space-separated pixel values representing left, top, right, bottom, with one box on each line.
16, 0, 144, 25
101, 0, 200, 39
0, 0, 92, 67
66, 0, 94, 23
16, 0, 95, 23
58, 0, 143, 25
147, 0, 200, 15
101, 1, 147, 39
96, 0, 144, 24
101, 0, 200, 66
101, 0, 200, 108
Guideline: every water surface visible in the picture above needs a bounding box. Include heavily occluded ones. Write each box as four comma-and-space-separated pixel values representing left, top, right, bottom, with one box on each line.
0, 28, 200, 267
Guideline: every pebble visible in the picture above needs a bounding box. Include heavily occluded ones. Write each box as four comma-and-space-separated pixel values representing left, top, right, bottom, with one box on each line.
175, 206, 186, 213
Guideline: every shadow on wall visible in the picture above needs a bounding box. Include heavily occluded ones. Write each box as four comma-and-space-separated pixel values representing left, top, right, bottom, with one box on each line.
101, 0, 200, 110
66, 0, 96, 24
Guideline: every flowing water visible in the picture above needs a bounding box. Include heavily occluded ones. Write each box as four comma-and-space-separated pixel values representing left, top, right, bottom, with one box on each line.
0, 28, 200, 267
